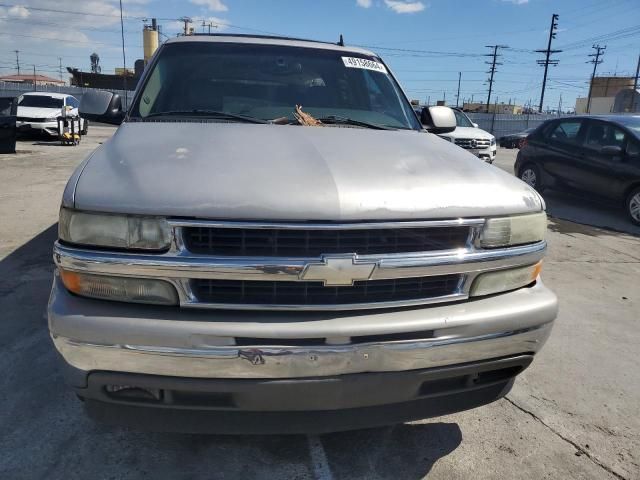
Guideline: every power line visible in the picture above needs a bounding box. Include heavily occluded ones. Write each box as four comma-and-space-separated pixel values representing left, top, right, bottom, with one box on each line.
484, 44, 508, 113
586, 44, 606, 113
536, 13, 562, 112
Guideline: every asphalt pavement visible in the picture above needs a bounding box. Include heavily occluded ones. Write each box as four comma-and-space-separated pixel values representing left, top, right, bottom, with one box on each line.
1, 131, 638, 479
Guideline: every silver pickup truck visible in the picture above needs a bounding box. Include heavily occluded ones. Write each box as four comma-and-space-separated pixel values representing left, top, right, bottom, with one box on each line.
49, 34, 557, 434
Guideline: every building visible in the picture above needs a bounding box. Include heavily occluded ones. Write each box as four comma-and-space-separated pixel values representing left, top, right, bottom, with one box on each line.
574, 75, 636, 114
589, 76, 635, 98
0, 74, 66, 87
462, 102, 523, 114
613, 88, 640, 113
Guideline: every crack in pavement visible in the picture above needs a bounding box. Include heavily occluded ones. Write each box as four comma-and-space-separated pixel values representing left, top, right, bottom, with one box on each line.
504, 396, 628, 480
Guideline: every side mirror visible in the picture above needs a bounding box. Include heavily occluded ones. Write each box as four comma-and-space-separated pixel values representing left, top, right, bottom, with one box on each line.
600, 145, 623, 156
420, 106, 456, 134
79, 90, 124, 125
472, 122, 479, 128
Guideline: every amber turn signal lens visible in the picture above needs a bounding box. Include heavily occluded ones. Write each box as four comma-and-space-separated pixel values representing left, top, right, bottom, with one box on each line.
60, 269, 82, 294
58, 268, 178, 305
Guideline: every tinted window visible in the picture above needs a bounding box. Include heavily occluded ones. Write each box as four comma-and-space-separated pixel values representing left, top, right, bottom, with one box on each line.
548, 120, 583, 143
18, 95, 63, 108
584, 121, 626, 150
131, 42, 421, 130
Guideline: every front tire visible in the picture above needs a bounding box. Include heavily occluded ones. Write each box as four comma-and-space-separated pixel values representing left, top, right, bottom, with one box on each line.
519, 163, 543, 192
81, 119, 89, 136
626, 187, 640, 226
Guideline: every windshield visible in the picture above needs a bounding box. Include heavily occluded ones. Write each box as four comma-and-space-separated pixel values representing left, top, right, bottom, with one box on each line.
18, 95, 63, 108
453, 110, 474, 128
130, 42, 421, 130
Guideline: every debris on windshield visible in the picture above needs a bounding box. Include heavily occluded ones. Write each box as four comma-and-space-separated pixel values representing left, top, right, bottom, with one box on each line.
294, 105, 323, 127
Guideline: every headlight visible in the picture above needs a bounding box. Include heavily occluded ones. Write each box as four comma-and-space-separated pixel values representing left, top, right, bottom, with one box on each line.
480, 212, 546, 248
490, 137, 496, 146
60, 269, 178, 305
441, 136, 453, 142
59, 208, 171, 250
470, 262, 542, 297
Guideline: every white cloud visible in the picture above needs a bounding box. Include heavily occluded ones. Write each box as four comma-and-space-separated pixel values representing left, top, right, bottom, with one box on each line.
356, 0, 373, 7
384, 0, 426, 14
190, 0, 229, 12
502, 0, 529, 4
8, 5, 30, 18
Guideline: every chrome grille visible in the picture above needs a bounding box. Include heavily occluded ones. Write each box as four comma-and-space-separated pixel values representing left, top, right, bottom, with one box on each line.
17, 116, 48, 123
183, 225, 471, 257
192, 275, 462, 307
454, 138, 491, 149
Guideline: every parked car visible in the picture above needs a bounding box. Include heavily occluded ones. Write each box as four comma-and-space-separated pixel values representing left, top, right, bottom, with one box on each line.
499, 127, 536, 149
50, 34, 557, 434
515, 115, 640, 225
0, 96, 17, 154
432, 107, 497, 163
16, 92, 87, 137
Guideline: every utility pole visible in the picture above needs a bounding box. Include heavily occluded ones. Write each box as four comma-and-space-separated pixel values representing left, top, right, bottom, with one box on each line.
58, 57, 63, 83
118, 0, 128, 107
33, 65, 36, 92
14, 50, 20, 75
484, 45, 508, 113
456, 72, 462, 107
629, 53, 639, 112
586, 44, 606, 114
537, 13, 562, 113
179, 17, 192, 36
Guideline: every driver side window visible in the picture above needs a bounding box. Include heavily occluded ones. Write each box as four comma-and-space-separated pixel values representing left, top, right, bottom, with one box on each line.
584, 121, 625, 151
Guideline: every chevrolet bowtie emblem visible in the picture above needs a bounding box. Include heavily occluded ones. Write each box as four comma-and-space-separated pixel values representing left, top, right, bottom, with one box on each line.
300, 254, 377, 286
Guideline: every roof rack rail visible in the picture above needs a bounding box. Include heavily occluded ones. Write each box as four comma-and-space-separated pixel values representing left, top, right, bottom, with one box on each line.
188, 33, 340, 47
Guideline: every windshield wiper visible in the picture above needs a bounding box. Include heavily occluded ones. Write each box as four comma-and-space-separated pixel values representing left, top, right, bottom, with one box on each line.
316, 115, 394, 130
144, 110, 268, 124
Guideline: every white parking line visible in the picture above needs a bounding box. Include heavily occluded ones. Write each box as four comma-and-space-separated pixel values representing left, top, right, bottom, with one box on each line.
307, 435, 334, 480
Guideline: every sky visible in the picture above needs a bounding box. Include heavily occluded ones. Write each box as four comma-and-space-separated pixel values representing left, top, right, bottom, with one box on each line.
0, 0, 639, 112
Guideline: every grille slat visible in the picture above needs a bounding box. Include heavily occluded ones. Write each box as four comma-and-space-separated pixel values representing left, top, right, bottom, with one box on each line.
192, 275, 461, 306
183, 226, 470, 257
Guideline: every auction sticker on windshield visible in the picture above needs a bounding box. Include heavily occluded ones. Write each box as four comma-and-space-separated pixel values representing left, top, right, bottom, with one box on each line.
342, 57, 388, 74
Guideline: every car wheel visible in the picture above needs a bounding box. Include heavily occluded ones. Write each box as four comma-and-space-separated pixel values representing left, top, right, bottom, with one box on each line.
626, 187, 640, 226
81, 119, 89, 135
519, 164, 543, 191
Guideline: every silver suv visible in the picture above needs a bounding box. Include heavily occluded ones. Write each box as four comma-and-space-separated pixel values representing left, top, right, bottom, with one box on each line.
49, 35, 557, 434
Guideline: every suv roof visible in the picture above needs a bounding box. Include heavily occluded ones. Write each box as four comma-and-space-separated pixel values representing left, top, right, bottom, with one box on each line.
164, 34, 377, 57
22, 92, 69, 99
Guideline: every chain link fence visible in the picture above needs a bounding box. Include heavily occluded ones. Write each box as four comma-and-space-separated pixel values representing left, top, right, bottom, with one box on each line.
465, 112, 566, 138
0, 81, 131, 109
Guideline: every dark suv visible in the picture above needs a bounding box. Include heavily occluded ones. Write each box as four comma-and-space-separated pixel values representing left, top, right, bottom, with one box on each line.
515, 115, 640, 225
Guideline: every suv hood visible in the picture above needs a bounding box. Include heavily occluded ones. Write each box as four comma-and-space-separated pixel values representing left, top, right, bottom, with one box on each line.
72, 122, 541, 221
440, 126, 494, 140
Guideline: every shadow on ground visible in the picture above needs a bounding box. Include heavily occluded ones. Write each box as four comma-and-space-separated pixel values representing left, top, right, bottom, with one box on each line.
543, 190, 640, 237
0, 225, 463, 479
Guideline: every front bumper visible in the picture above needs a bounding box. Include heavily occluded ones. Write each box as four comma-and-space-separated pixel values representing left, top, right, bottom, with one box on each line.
49, 275, 556, 432
49, 276, 557, 381
16, 120, 58, 135
80, 355, 530, 434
